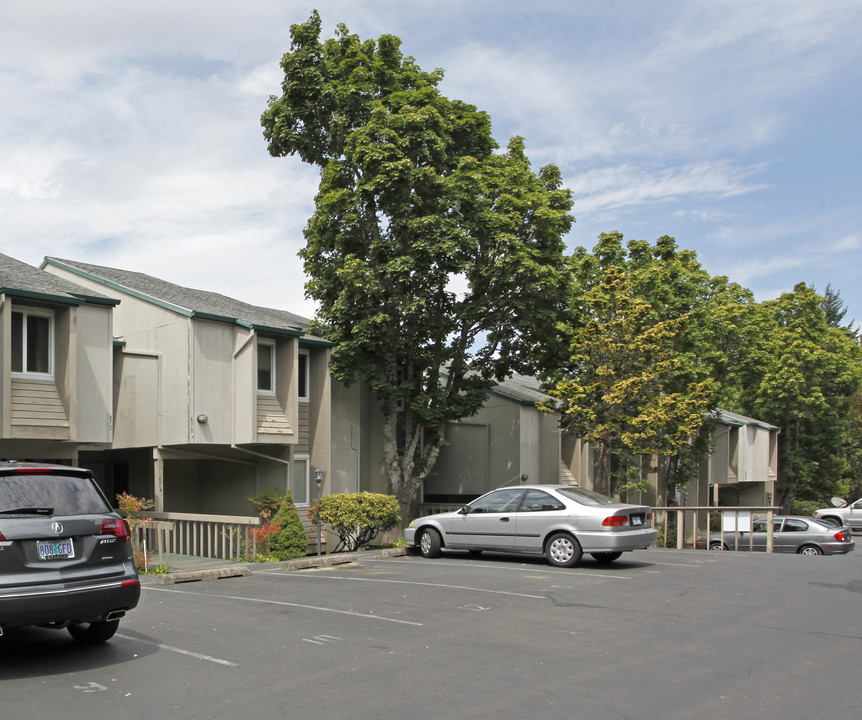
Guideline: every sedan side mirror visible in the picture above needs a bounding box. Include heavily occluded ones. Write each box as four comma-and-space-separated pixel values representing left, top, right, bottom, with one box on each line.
458, 505, 471, 515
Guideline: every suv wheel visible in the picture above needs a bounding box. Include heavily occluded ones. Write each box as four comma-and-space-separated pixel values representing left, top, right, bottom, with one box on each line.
68, 619, 121, 644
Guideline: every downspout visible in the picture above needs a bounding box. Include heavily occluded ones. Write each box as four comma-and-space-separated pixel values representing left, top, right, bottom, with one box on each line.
188, 316, 194, 442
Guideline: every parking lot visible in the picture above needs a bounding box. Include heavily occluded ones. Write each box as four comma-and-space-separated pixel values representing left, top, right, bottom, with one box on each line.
2, 547, 860, 719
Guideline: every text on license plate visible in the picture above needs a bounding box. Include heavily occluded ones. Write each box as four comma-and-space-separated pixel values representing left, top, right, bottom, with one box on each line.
38, 538, 75, 560
630, 515, 644, 526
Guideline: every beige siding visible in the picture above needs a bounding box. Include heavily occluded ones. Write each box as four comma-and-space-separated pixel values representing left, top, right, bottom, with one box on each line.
296, 402, 310, 453
113, 352, 160, 448
74, 304, 114, 443
256, 395, 294, 438
10, 378, 70, 439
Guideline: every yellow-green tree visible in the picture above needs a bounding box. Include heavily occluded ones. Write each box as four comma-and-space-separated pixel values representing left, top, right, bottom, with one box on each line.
545, 232, 757, 497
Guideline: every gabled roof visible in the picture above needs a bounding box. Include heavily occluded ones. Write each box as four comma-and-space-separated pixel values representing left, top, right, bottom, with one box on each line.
42, 257, 328, 344
489, 372, 551, 405
712, 409, 779, 432
0, 253, 116, 306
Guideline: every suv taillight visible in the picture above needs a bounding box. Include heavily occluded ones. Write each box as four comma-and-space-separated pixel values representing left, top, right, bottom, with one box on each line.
0, 530, 6, 541
102, 518, 132, 543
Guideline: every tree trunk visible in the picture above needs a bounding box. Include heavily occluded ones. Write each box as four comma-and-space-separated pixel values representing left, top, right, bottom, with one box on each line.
382, 410, 446, 528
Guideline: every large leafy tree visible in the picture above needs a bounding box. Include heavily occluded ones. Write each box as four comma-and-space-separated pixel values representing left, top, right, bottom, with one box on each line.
545, 232, 757, 498
736, 283, 862, 509
261, 12, 573, 519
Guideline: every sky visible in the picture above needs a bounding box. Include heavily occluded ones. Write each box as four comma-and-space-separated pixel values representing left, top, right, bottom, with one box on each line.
2, 1, 861, 323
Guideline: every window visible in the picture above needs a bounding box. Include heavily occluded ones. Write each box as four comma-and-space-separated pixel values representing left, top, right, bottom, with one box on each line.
468, 488, 525, 514
292, 455, 309, 506
782, 519, 808, 533
558, 486, 616, 506
257, 340, 275, 394
753, 519, 780, 533
298, 351, 309, 401
520, 489, 565, 512
11, 309, 53, 377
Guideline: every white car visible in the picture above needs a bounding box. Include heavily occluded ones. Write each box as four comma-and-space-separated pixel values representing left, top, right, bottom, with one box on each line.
404, 484, 658, 567
815, 498, 862, 530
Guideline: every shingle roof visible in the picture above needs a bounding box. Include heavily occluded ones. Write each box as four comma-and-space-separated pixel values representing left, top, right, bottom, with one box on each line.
713, 409, 779, 431
43, 257, 325, 341
0, 253, 115, 305
488, 372, 551, 405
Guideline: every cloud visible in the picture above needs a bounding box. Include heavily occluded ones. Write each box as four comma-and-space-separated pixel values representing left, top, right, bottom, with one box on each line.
566, 160, 769, 218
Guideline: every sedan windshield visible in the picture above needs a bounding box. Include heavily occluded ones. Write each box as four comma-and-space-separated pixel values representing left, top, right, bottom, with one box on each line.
557, 487, 617, 506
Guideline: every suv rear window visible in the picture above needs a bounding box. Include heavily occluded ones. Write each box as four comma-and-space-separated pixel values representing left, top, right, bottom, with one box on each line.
0, 474, 111, 516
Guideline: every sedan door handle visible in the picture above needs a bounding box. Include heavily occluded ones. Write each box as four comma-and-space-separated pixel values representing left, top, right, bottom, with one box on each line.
499, 517, 510, 523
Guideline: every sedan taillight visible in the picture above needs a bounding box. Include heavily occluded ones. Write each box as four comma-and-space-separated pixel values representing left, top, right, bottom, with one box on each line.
834, 530, 850, 542
602, 516, 628, 527
102, 517, 132, 543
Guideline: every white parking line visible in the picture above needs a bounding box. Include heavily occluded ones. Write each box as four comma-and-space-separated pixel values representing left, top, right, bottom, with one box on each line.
143, 585, 423, 626
257, 571, 548, 598
368, 557, 634, 580
115, 633, 238, 667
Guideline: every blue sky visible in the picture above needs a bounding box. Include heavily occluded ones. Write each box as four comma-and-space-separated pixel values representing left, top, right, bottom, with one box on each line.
2, 1, 861, 323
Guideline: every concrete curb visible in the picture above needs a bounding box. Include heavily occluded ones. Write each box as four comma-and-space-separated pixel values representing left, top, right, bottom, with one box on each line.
143, 546, 408, 585
153, 565, 252, 585
276, 546, 407, 572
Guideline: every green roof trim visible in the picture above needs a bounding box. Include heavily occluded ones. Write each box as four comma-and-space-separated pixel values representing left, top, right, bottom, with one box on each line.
42, 258, 195, 317
251, 323, 304, 338
69, 292, 121, 307
0, 287, 83, 307
297, 335, 335, 348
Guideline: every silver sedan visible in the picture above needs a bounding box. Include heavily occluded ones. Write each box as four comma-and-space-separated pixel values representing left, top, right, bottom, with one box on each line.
695, 515, 855, 555
404, 484, 658, 567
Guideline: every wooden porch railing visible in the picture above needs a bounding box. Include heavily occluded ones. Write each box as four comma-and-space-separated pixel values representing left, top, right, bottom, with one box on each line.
145, 511, 262, 563
131, 520, 175, 570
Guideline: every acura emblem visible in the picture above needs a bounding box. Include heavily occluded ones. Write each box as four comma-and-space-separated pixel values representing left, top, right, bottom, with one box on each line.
51, 522, 64, 535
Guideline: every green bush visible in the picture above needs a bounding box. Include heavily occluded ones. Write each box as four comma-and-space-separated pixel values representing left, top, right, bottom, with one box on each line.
269, 493, 309, 561
309, 492, 401, 553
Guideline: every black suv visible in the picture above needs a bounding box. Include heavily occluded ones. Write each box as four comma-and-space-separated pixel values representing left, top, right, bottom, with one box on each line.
0, 462, 140, 643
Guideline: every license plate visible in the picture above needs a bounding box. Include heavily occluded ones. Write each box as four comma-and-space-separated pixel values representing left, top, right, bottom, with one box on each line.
37, 538, 75, 560
630, 515, 644, 526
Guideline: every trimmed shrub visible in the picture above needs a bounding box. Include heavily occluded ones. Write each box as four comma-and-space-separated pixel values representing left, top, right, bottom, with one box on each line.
309, 492, 401, 553
268, 493, 309, 561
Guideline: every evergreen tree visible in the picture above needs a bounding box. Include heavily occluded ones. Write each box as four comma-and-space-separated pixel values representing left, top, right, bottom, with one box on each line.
268, 493, 308, 561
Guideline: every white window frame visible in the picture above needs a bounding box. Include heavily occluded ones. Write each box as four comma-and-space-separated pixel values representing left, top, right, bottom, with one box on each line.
257, 339, 276, 396
298, 350, 310, 402
292, 454, 310, 507
11, 307, 55, 379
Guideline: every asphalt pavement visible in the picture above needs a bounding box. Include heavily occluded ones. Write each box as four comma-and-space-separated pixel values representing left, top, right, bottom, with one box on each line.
1, 546, 860, 719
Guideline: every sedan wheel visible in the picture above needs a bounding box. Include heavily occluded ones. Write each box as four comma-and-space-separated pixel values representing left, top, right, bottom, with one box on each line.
797, 544, 823, 556
68, 619, 120, 644
418, 528, 442, 558
545, 532, 582, 568
709, 542, 726, 551
590, 552, 622, 564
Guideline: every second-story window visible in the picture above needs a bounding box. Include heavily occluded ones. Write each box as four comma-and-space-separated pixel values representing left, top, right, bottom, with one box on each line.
298, 350, 309, 402
257, 340, 275, 394
11, 309, 54, 377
